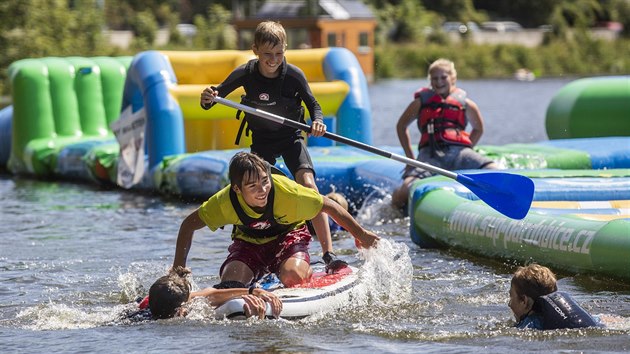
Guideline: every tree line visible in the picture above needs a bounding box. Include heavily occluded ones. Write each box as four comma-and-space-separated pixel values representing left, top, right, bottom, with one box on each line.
1, 0, 628, 96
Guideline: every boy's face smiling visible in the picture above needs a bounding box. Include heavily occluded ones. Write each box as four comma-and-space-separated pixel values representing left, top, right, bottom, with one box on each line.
430, 68, 455, 97
234, 167, 271, 211
253, 42, 285, 78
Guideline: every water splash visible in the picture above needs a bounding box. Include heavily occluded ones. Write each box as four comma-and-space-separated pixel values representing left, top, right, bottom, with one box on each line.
15, 302, 125, 330
356, 189, 406, 227
354, 238, 413, 306
116, 262, 174, 303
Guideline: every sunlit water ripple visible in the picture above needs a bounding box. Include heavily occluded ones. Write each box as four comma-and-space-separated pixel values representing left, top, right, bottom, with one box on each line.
1, 78, 629, 353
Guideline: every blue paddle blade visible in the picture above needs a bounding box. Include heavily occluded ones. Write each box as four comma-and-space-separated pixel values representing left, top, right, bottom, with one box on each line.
456, 172, 534, 219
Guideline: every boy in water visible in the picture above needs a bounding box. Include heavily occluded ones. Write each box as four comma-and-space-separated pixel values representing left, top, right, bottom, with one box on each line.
172, 152, 379, 289
391, 58, 497, 209
147, 266, 282, 320
200, 21, 345, 272
509, 263, 602, 330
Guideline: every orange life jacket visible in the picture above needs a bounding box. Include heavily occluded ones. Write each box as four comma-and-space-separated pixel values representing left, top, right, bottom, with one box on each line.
415, 87, 472, 149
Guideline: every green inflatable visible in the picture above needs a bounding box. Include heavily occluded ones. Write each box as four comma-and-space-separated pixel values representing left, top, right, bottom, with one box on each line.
8, 56, 131, 175
546, 76, 630, 139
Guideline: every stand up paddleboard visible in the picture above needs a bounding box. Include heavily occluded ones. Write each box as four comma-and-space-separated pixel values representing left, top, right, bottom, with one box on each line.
214, 265, 359, 320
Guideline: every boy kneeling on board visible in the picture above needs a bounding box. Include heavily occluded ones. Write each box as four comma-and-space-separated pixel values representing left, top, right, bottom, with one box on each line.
172, 152, 379, 290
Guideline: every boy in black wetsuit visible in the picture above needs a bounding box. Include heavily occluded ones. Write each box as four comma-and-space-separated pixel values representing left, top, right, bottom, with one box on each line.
509, 263, 603, 330
200, 21, 345, 273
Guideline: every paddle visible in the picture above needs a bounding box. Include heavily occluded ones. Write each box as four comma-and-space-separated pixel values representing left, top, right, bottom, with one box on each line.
213, 96, 534, 220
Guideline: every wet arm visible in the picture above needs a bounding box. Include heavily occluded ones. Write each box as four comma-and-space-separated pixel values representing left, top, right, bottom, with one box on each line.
190, 287, 249, 307
295, 71, 324, 123
465, 99, 484, 146
200, 67, 246, 110
173, 209, 206, 268
320, 197, 379, 248
190, 287, 282, 317
396, 100, 421, 159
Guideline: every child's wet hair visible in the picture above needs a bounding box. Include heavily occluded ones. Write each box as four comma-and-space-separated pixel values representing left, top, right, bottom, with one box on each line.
254, 21, 287, 48
511, 263, 558, 301
229, 152, 269, 189
148, 266, 192, 319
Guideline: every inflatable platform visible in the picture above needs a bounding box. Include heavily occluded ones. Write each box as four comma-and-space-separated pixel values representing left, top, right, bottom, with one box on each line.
408, 169, 630, 281
0, 48, 371, 186
545, 76, 630, 139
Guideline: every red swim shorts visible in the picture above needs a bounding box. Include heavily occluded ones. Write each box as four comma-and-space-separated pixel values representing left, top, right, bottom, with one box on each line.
219, 224, 312, 280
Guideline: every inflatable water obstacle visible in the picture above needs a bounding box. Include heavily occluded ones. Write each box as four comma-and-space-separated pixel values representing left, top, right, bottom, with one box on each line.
0, 48, 372, 193
404, 76, 630, 281
545, 76, 630, 139
0, 51, 627, 280
409, 169, 630, 280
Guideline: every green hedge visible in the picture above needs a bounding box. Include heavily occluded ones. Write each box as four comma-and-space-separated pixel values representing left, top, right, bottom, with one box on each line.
375, 39, 630, 80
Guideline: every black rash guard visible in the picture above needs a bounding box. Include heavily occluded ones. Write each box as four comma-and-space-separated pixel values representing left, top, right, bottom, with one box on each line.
202, 58, 323, 144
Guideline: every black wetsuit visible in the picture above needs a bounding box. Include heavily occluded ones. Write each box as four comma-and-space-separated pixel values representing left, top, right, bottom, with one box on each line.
516, 291, 603, 330
203, 58, 323, 177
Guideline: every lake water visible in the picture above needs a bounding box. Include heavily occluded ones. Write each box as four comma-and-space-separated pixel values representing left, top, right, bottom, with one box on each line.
1, 78, 629, 353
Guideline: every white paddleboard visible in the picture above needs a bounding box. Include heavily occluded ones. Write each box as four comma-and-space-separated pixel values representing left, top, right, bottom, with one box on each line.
214, 265, 358, 320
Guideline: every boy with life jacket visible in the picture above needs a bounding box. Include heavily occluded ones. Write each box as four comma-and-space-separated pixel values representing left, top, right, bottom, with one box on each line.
172, 152, 379, 292
200, 21, 346, 273
391, 58, 498, 209
509, 263, 603, 330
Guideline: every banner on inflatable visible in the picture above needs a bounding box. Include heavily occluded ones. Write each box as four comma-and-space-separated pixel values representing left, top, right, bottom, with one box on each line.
111, 106, 146, 188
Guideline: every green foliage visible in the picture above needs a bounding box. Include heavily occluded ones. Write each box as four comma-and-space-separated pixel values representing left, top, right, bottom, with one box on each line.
129, 10, 159, 50
1, 0, 628, 97
192, 4, 236, 50
374, 38, 629, 80
104, 0, 179, 29
472, 0, 558, 28
0, 0, 111, 96
420, 0, 487, 24
368, 0, 439, 44
547, 0, 602, 42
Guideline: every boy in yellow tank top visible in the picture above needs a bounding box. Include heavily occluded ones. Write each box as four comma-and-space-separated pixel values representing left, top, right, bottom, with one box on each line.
172, 152, 379, 288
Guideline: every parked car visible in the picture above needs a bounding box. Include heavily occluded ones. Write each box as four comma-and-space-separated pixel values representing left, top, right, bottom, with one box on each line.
176, 23, 197, 38
442, 21, 480, 34
481, 21, 523, 32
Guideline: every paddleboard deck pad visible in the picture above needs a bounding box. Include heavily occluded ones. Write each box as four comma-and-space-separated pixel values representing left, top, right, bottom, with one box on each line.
214, 265, 358, 320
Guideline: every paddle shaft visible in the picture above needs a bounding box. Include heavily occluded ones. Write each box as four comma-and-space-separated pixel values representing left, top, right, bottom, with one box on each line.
213, 96, 458, 179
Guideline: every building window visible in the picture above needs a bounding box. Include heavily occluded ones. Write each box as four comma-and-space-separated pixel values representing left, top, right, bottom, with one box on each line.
327, 32, 337, 47
358, 32, 371, 54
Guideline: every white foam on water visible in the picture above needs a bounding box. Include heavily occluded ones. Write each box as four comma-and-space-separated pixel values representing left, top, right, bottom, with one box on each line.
13, 262, 176, 330
15, 302, 127, 330
294, 238, 413, 324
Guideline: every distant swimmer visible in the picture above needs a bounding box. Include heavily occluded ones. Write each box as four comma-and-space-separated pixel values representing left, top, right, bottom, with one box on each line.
509, 263, 604, 330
